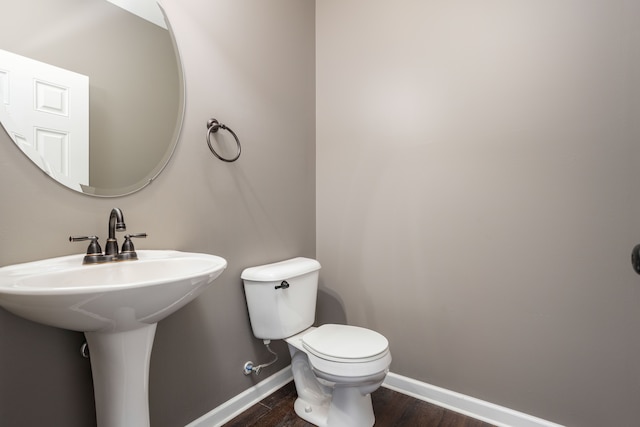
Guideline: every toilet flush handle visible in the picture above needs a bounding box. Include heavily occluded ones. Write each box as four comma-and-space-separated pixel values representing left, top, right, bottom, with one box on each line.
275, 280, 290, 290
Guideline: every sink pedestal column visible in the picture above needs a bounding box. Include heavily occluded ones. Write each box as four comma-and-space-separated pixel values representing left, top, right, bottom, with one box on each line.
84, 324, 157, 427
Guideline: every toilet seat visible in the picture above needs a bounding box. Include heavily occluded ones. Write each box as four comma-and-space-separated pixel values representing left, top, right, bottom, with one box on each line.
302, 324, 389, 362
300, 324, 392, 377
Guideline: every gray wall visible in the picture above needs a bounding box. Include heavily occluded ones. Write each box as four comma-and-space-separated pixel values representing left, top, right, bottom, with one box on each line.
316, 1, 640, 427
2, 1, 640, 427
0, 0, 315, 426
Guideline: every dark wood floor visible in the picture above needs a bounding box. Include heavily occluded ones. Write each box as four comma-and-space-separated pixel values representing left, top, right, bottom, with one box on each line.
223, 381, 496, 427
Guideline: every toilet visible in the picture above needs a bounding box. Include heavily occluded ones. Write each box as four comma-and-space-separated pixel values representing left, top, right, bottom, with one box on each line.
241, 257, 392, 427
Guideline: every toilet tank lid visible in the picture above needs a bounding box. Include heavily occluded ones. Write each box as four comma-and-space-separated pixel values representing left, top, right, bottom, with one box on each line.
241, 257, 321, 281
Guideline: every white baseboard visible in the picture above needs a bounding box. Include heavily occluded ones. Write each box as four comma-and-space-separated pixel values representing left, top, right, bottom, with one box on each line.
383, 372, 565, 427
186, 367, 564, 427
185, 366, 293, 427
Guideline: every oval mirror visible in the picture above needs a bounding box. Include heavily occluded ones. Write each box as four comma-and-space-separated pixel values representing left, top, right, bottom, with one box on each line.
0, 0, 184, 197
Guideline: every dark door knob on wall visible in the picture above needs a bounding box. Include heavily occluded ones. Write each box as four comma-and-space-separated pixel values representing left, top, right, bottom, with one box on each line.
632, 244, 640, 274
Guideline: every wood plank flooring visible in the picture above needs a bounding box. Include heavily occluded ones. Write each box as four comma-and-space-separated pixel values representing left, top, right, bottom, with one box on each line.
223, 381, 496, 427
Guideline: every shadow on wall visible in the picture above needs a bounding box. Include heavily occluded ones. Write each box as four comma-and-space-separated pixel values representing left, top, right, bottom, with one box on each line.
316, 283, 347, 326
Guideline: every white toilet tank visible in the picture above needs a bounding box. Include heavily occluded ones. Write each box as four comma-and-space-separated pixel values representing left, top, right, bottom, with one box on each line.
241, 257, 321, 340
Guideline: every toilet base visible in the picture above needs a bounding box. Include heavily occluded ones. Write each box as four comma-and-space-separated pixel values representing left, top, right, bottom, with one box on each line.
293, 395, 330, 427
293, 386, 375, 427
290, 351, 377, 427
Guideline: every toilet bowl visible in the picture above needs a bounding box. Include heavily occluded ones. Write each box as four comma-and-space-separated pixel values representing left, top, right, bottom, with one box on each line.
242, 258, 392, 427
286, 324, 391, 427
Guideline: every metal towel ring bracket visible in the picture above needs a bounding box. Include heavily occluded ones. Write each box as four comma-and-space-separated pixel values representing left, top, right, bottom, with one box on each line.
206, 118, 241, 162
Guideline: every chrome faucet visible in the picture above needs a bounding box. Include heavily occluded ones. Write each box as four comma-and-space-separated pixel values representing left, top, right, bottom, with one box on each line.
69, 208, 146, 264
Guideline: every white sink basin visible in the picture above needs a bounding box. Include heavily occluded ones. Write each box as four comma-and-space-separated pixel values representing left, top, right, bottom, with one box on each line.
0, 250, 227, 332
0, 249, 227, 427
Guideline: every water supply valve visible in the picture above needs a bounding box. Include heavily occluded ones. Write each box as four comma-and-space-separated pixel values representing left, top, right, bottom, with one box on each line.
242, 340, 278, 376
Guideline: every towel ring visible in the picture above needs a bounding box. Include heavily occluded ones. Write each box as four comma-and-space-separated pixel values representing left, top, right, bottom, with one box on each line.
206, 118, 241, 162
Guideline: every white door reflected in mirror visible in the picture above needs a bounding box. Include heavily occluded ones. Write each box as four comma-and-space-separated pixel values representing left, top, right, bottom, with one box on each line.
0, 49, 89, 191
0, 0, 184, 197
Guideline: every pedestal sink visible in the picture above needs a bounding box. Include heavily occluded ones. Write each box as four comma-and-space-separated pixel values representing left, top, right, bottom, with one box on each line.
0, 250, 227, 427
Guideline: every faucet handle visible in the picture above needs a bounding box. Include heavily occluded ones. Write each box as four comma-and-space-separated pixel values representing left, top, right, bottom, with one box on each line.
70, 236, 111, 264
69, 236, 102, 255
127, 233, 148, 239
118, 233, 147, 261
